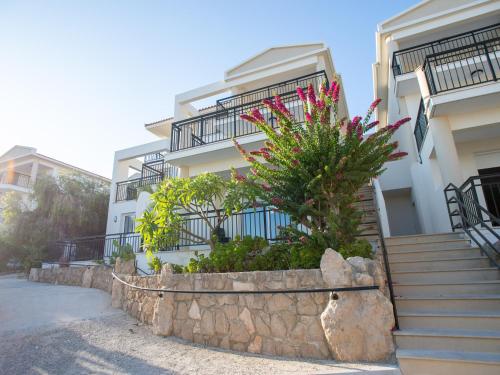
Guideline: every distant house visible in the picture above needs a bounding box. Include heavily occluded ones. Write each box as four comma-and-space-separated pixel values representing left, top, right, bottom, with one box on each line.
0, 145, 110, 214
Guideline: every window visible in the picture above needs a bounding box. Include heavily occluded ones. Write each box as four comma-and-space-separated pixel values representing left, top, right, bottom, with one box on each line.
123, 214, 135, 233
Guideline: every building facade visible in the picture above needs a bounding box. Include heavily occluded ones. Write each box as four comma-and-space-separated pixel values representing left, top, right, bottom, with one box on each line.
105, 43, 354, 270
0, 145, 110, 221
373, 0, 500, 236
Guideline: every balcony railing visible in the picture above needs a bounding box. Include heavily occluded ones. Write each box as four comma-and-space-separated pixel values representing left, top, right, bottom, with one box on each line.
115, 160, 178, 202
0, 171, 32, 188
423, 37, 499, 94
414, 99, 429, 153
170, 71, 328, 152
392, 23, 500, 77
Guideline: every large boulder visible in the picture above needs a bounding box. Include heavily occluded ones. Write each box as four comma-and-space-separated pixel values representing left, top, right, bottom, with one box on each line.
320, 290, 395, 361
152, 294, 174, 336
115, 258, 136, 275
320, 249, 352, 287
29, 268, 40, 282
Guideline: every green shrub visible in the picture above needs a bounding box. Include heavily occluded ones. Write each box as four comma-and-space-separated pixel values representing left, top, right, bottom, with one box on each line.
147, 255, 164, 274
109, 240, 136, 265
338, 239, 373, 259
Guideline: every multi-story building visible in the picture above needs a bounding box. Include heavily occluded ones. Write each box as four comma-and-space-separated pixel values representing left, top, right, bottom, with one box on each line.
373, 0, 500, 237
105, 43, 358, 269
0, 146, 110, 219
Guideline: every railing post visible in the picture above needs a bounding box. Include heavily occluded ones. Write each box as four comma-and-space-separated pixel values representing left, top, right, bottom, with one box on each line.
483, 42, 497, 81
263, 205, 268, 241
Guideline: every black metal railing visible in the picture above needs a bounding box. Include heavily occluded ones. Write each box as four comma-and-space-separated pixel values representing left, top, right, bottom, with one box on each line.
170, 71, 328, 151
46, 232, 143, 262
414, 99, 429, 153
392, 23, 500, 77
423, 37, 499, 94
0, 171, 32, 188
115, 160, 178, 202
445, 174, 500, 268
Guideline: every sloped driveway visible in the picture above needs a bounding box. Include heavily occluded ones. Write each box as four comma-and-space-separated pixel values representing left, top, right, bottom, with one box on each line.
0, 274, 400, 374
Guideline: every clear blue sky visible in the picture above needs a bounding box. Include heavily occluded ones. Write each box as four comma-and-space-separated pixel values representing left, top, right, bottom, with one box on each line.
0, 0, 417, 178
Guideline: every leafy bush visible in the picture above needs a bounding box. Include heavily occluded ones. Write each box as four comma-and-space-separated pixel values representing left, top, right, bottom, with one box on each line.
338, 239, 373, 259
109, 240, 136, 265
147, 255, 164, 274
186, 236, 297, 273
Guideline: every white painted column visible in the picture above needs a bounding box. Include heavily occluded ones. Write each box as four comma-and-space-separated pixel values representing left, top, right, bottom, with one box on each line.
29, 161, 39, 185
429, 116, 463, 186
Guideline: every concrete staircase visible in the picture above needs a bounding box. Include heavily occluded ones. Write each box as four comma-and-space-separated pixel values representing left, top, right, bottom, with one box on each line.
386, 232, 500, 375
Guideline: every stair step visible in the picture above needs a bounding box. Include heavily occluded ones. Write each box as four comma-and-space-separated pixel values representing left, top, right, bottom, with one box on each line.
397, 349, 500, 375
386, 232, 464, 245
395, 294, 500, 312
394, 281, 500, 297
387, 238, 471, 252
395, 328, 500, 352
390, 256, 490, 272
392, 268, 499, 283
388, 247, 482, 262
398, 311, 500, 330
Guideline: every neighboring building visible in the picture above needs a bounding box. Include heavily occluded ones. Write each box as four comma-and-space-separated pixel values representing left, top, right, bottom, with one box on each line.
106, 43, 355, 269
0, 145, 110, 218
373, 0, 500, 236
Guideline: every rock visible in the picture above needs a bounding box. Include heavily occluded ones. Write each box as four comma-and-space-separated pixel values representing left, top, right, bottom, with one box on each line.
270, 314, 287, 338
29, 268, 40, 282
229, 320, 250, 343
82, 267, 94, 288
111, 279, 124, 308
233, 281, 255, 291
215, 310, 229, 334
200, 310, 215, 335
255, 314, 271, 336
152, 295, 174, 336
115, 258, 136, 275
267, 294, 292, 312
248, 336, 263, 353
320, 249, 352, 287
188, 300, 201, 320
239, 307, 255, 335
320, 290, 395, 361
160, 263, 175, 287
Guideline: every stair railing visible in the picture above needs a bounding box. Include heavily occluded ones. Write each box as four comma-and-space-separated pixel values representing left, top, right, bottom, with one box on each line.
370, 181, 399, 330
444, 175, 500, 268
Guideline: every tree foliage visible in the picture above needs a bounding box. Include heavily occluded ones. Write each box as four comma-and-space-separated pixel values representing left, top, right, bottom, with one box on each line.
136, 173, 257, 253
233, 80, 409, 252
0, 174, 109, 271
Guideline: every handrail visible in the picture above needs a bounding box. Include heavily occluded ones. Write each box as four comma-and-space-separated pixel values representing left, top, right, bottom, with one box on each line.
445, 179, 500, 268
370, 181, 399, 330
392, 22, 500, 77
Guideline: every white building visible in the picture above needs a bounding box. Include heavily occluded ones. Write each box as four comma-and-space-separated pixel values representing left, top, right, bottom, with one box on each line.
105, 43, 353, 270
373, 0, 500, 236
0, 145, 110, 216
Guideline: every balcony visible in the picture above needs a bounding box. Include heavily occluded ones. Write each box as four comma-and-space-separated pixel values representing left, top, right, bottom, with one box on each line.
0, 171, 32, 189
392, 23, 500, 78
115, 159, 178, 202
423, 37, 499, 95
170, 71, 328, 152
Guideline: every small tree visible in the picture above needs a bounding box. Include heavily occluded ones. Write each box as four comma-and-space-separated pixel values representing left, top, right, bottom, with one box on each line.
233, 80, 409, 253
136, 173, 256, 254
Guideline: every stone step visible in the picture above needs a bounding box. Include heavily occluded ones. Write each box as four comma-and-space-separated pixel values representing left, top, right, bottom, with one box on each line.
386, 232, 464, 245
397, 349, 500, 375
398, 311, 500, 330
390, 256, 491, 272
395, 294, 500, 312
388, 247, 482, 262
394, 281, 500, 297
392, 268, 500, 283
394, 328, 500, 352
386, 238, 471, 253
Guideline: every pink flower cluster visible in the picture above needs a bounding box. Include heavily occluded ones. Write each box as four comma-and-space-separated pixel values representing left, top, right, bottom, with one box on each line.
388, 151, 408, 160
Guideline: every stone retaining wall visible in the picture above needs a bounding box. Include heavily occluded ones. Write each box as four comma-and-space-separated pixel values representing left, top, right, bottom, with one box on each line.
30, 249, 395, 362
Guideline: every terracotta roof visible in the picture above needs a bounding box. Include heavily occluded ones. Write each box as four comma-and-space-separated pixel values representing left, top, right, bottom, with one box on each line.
145, 117, 173, 127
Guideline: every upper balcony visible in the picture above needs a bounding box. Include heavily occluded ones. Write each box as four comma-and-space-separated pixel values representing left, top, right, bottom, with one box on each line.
0, 171, 32, 190
170, 71, 328, 152
115, 157, 178, 202
391, 23, 500, 98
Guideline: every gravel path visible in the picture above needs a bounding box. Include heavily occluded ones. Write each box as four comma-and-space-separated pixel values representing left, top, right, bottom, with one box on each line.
0, 275, 400, 375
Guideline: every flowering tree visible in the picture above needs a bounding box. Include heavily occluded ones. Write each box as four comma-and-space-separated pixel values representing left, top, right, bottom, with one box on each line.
136, 173, 257, 253
233, 80, 409, 254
